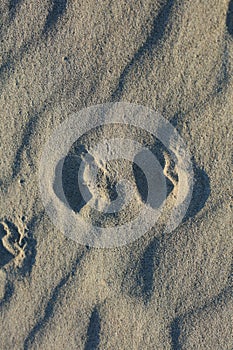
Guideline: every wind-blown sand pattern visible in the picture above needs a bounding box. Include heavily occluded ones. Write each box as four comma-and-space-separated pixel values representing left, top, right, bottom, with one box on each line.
0, 0, 232, 349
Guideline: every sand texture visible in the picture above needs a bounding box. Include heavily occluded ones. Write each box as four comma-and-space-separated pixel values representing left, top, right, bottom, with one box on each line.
0, 0, 233, 349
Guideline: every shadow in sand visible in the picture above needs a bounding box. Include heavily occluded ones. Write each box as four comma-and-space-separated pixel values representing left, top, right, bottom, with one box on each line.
0, 224, 14, 269
111, 0, 175, 100
84, 307, 101, 350
227, 0, 233, 37
183, 160, 210, 223
43, 0, 67, 34
8, 0, 23, 20
53, 145, 89, 213
170, 317, 182, 350
59, 145, 91, 213
0, 279, 14, 309
24, 251, 86, 350
121, 237, 162, 303
135, 237, 161, 303
169, 282, 232, 349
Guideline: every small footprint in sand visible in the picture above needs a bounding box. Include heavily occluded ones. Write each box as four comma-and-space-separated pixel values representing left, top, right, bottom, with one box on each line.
0, 217, 28, 269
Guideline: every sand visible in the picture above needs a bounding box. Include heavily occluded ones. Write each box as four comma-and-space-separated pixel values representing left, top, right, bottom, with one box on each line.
0, 0, 232, 349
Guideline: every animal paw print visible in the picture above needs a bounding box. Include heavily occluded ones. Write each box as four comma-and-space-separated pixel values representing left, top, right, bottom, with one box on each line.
0, 218, 28, 269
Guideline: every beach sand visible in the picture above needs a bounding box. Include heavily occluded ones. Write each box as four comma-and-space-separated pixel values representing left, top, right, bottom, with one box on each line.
0, 0, 232, 349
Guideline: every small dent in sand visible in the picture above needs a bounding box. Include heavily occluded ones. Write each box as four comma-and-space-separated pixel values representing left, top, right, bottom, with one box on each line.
19, 178, 25, 185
